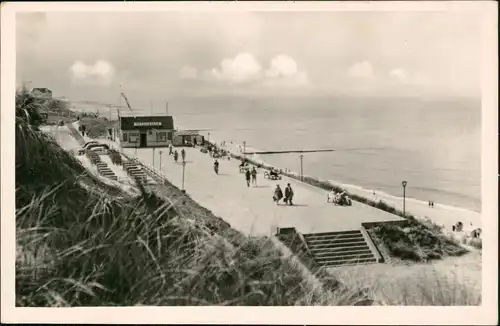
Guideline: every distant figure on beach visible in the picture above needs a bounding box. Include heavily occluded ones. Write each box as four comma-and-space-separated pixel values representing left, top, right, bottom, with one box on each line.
251, 167, 257, 186
181, 149, 186, 162
273, 185, 283, 205
245, 169, 251, 187
284, 183, 294, 206
169, 144, 173, 155
174, 150, 179, 163
193, 138, 197, 147
213, 159, 219, 175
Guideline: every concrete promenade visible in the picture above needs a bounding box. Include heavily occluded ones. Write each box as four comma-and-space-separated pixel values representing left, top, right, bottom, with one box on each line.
124, 146, 403, 237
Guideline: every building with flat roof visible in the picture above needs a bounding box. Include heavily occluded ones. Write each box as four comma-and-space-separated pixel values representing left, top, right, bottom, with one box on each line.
119, 115, 175, 148
172, 130, 205, 147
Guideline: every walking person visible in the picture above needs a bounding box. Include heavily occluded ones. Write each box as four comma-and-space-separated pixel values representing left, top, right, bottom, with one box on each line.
273, 185, 283, 205
251, 167, 257, 186
181, 148, 186, 163
169, 144, 173, 156
245, 169, 251, 188
174, 150, 179, 163
285, 183, 294, 206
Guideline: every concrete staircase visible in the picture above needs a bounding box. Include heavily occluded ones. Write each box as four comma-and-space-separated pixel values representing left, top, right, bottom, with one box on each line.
303, 230, 377, 267
86, 151, 118, 181
122, 160, 154, 185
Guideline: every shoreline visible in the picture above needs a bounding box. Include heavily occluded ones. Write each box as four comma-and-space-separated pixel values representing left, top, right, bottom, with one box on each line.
212, 138, 481, 232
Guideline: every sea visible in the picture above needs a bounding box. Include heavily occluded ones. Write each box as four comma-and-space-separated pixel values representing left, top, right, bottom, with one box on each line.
143, 96, 482, 213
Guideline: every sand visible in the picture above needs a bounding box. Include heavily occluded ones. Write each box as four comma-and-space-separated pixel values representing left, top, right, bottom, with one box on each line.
220, 140, 482, 234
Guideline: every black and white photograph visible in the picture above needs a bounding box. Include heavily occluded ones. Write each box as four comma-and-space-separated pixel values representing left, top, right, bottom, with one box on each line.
1, 1, 497, 325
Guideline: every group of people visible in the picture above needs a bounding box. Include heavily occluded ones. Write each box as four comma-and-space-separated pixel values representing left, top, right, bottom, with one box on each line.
428, 200, 435, 208
327, 189, 352, 206
244, 166, 258, 187
273, 183, 294, 206
168, 144, 186, 163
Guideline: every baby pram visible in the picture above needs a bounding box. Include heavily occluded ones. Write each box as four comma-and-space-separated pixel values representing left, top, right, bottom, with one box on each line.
264, 169, 282, 180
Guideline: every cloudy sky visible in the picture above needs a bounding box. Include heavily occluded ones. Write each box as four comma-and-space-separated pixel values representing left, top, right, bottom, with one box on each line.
16, 10, 482, 106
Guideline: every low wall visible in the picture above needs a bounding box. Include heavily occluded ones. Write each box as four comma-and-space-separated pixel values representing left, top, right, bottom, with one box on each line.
359, 226, 384, 263
361, 219, 410, 229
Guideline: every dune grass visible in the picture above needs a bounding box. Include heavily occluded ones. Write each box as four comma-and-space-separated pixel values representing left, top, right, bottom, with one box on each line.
368, 220, 468, 262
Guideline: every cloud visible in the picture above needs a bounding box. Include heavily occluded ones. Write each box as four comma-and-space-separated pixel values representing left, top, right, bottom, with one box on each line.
389, 68, 409, 84
265, 55, 298, 78
69, 60, 115, 85
210, 52, 262, 83
390, 68, 430, 86
179, 66, 198, 80
347, 61, 374, 80
185, 52, 309, 88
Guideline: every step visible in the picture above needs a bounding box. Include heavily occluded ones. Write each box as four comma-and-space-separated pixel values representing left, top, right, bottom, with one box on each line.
306, 239, 368, 248
303, 230, 361, 237
304, 233, 363, 241
316, 254, 376, 264
311, 245, 370, 256
129, 171, 146, 176
313, 251, 374, 261
305, 235, 364, 244
318, 258, 378, 267
129, 170, 146, 174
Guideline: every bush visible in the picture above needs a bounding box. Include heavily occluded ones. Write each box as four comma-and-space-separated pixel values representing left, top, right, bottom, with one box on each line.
371, 220, 468, 262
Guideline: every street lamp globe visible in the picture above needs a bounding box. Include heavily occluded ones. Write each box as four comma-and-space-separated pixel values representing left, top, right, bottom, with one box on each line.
402, 180, 407, 187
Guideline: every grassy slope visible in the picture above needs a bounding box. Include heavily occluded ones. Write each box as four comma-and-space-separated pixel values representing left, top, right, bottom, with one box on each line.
16, 93, 358, 306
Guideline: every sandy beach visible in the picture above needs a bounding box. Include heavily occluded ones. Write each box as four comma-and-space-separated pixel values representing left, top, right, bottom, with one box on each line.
218, 140, 481, 234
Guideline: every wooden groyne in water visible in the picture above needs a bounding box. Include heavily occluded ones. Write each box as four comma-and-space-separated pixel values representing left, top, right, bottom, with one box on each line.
243, 149, 336, 155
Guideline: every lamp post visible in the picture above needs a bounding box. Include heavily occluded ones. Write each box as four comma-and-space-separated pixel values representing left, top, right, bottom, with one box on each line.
181, 161, 186, 193
401, 180, 408, 216
159, 150, 163, 171
153, 147, 156, 169
300, 154, 304, 181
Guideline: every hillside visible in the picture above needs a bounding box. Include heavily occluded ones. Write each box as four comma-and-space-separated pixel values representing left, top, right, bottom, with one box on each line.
15, 90, 358, 306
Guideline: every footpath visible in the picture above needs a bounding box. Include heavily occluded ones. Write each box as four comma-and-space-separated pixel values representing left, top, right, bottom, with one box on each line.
126, 146, 402, 237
